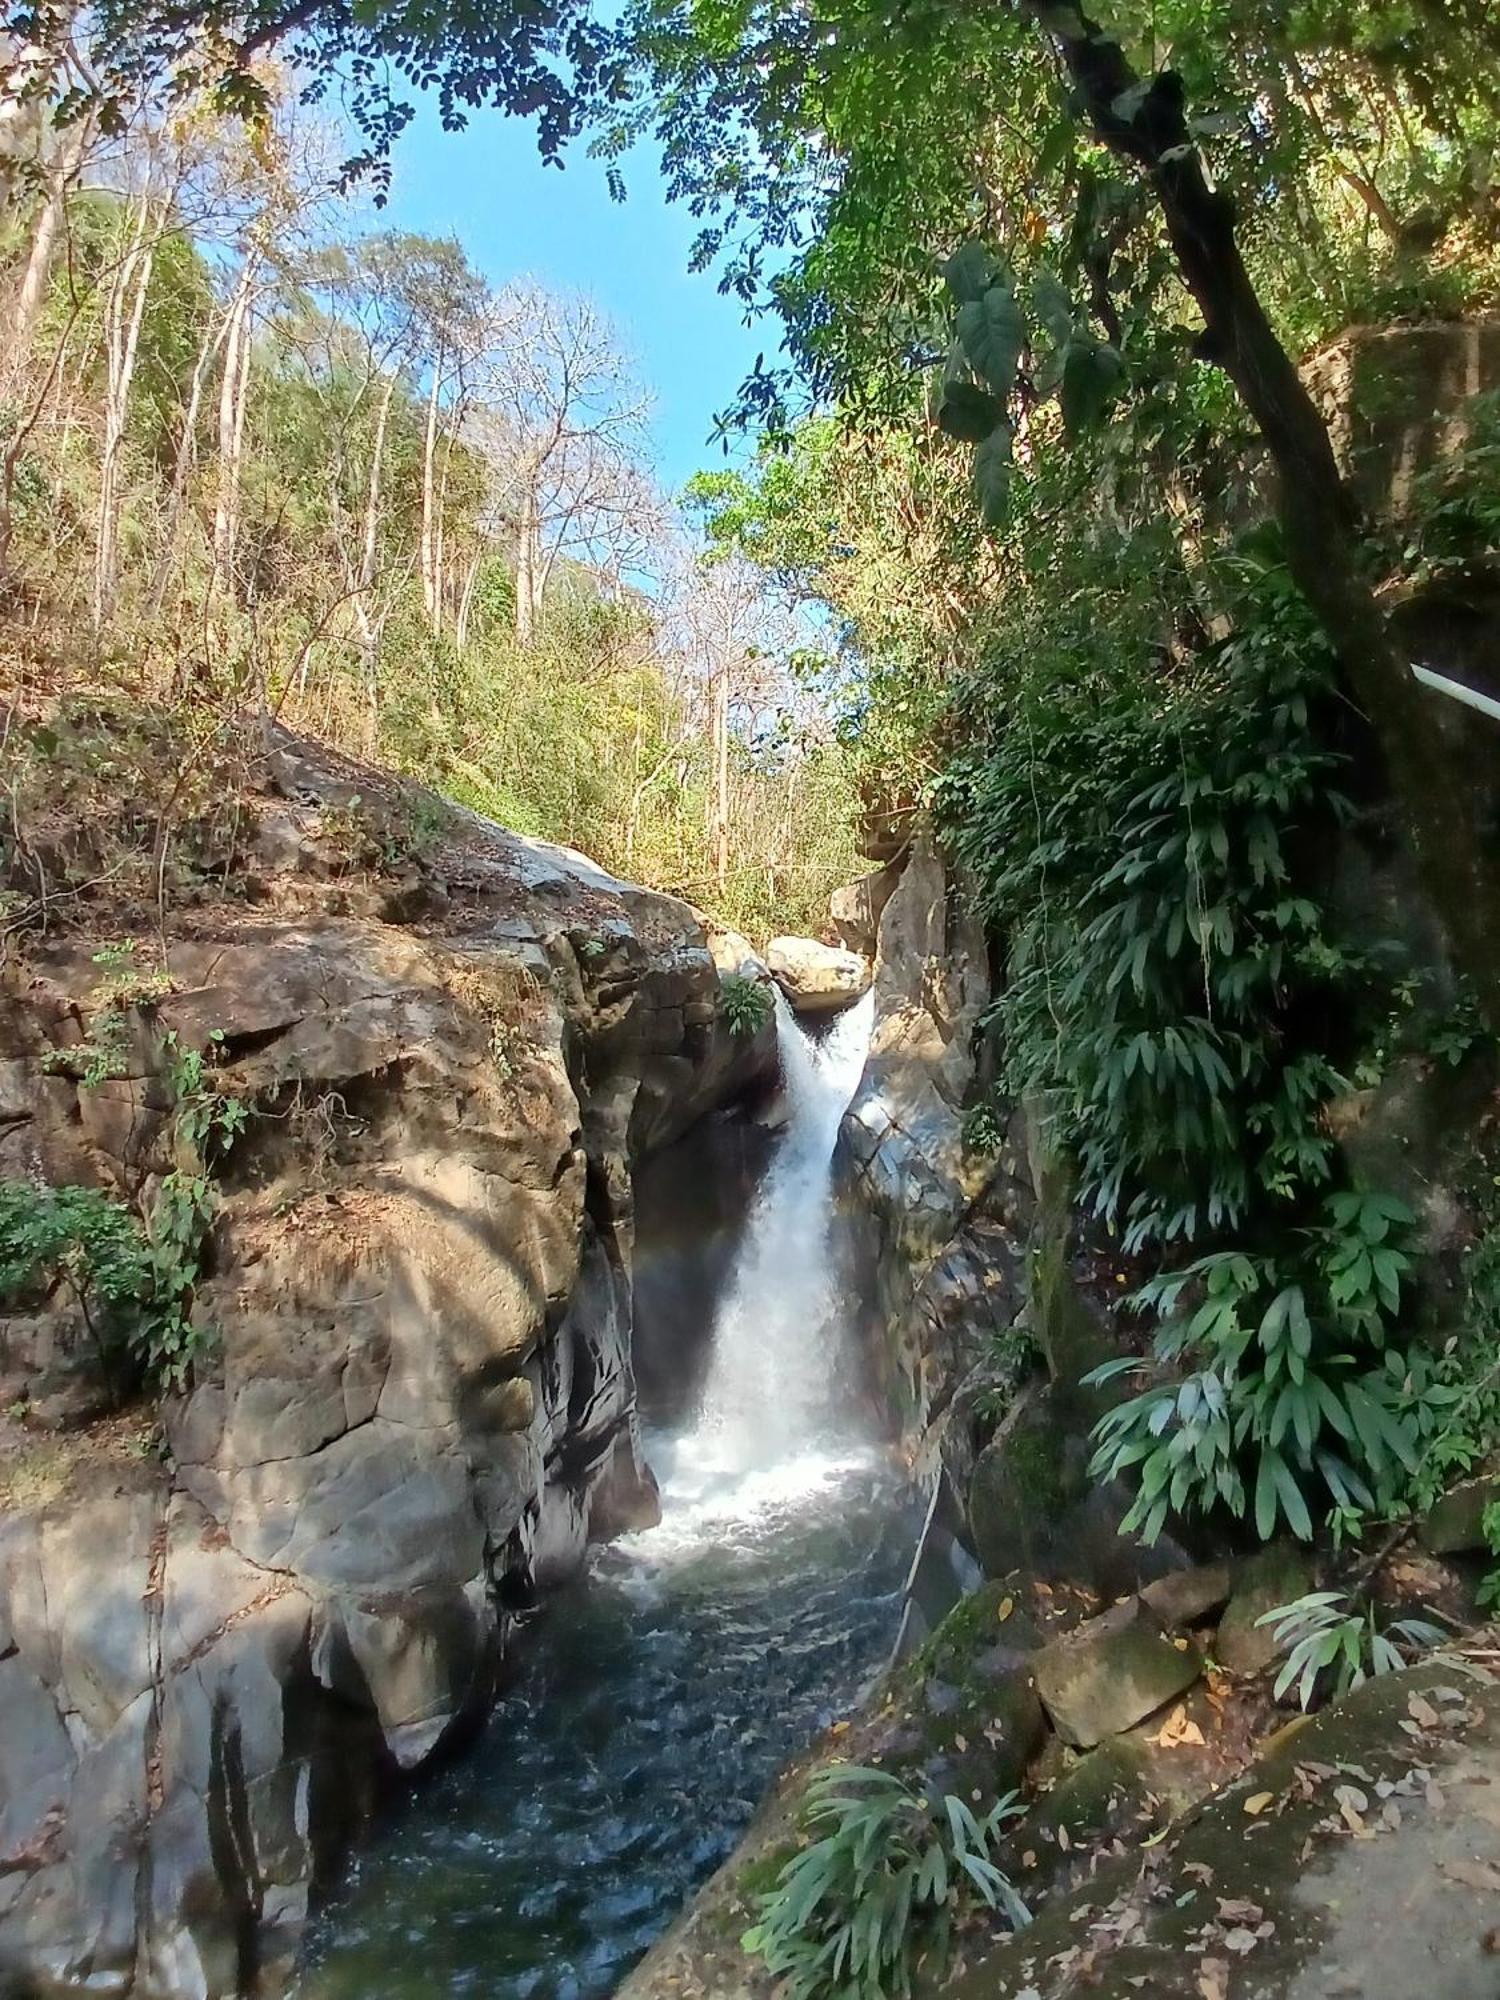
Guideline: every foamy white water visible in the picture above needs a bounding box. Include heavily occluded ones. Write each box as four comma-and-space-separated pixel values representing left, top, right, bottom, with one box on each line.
627, 986, 877, 1564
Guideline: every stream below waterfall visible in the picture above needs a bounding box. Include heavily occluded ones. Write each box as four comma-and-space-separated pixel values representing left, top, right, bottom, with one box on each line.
303, 990, 918, 2000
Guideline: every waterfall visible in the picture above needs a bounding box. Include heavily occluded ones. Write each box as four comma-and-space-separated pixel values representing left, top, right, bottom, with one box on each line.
637, 986, 876, 1542
307, 981, 915, 2000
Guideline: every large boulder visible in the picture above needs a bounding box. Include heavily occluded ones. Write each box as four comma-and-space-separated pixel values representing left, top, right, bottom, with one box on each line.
833, 826, 1036, 1476
765, 934, 871, 1016
0, 730, 779, 1996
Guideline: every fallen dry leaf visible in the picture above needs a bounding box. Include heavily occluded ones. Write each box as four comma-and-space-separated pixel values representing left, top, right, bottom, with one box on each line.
1223, 1926, 1261, 1955
1217, 1898, 1264, 1924
1408, 1693, 1440, 1730
1197, 1957, 1230, 2000
997, 1595, 1014, 1623
1153, 1705, 1207, 1749
1243, 1792, 1275, 1816
1444, 1858, 1500, 1893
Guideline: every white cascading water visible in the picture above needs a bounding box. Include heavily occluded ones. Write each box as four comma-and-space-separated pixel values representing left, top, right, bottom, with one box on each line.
630, 985, 877, 1553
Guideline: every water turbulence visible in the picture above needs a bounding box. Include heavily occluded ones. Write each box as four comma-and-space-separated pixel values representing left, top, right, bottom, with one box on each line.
305, 987, 915, 2000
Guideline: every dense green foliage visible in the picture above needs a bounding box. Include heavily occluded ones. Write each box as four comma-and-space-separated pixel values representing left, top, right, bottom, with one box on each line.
742, 1766, 1027, 2000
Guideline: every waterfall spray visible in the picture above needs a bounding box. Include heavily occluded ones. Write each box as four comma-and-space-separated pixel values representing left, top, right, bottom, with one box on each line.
638, 987, 875, 1537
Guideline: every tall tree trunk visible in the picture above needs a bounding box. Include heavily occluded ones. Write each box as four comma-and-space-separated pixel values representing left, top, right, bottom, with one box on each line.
210, 276, 254, 601
711, 668, 730, 895
1029, 2, 1500, 1016
2, 113, 93, 403
352, 370, 397, 666
419, 361, 443, 627
93, 195, 158, 629
147, 266, 244, 616
455, 545, 483, 652
514, 477, 539, 645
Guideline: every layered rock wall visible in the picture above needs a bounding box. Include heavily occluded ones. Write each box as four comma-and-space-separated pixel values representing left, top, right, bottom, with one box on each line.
0, 734, 775, 1996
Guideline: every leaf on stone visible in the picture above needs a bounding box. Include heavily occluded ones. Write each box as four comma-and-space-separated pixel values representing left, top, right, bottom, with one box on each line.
998, 1595, 1015, 1623
1242, 1791, 1275, 1816
1217, 1898, 1264, 1923
1197, 1958, 1230, 2000
1444, 1858, 1500, 1892
944, 240, 1001, 306
1223, 1927, 1261, 1955
956, 285, 1026, 396
935, 379, 1005, 445
1152, 1704, 1206, 1748
1407, 1692, 1440, 1729
973, 424, 1013, 528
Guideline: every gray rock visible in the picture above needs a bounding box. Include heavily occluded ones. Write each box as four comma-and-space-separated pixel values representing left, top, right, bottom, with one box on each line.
1418, 1471, 1500, 1554
1032, 1599, 1203, 1749
1215, 1542, 1315, 1676
1140, 1561, 1233, 1629
765, 934, 871, 1015
0, 732, 782, 1995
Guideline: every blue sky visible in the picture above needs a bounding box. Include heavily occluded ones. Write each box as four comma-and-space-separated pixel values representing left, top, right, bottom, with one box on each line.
383, 104, 771, 494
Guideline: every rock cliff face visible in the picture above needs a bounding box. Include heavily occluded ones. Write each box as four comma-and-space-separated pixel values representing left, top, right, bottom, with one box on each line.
0, 733, 775, 1997
833, 830, 1033, 1484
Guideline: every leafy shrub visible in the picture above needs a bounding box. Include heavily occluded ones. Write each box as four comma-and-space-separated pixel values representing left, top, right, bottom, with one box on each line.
1087, 1191, 1459, 1542
721, 971, 775, 1038
941, 551, 1471, 1546
1257, 1591, 1446, 1710
0, 1029, 248, 1397
945, 576, 1361, 1254
742, 1766, 1028, 2000
0, 1180, 154, 1377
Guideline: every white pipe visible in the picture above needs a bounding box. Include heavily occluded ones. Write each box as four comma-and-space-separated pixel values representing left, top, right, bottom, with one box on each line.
1411, 661, 1500, 726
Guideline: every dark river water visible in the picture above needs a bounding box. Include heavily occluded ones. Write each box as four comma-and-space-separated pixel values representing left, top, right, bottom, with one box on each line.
302, 1446, 916, 1999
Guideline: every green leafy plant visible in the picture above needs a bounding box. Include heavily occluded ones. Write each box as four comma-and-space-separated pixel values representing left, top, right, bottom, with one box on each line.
1257, 1590, 1447, 1710
721, 972, 774, 1038
1086, 1192, 1458, 1542
742, 1766, 1028, 2000
0, 1179, 154, 1380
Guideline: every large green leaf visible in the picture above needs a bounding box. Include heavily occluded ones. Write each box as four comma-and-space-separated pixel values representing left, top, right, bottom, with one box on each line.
973, 424, 1014, 527
956, 285, 1025, 397
1060, 333, 1124, 436
942, 240, 1001, 306
935, 379, 1006, 444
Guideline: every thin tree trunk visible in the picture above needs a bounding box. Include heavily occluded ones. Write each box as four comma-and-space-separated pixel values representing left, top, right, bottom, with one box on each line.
419, 361, 442, 626
712, 669, 730, 895
210, 275, 254, 600
147, 272, 241, 615
1028, 2, 1500, 1016
352, 371, 397, 664
93, 194, 158, 628
3, 114, 93, 402
514, 477, 539, 645
455, 546, 483, 652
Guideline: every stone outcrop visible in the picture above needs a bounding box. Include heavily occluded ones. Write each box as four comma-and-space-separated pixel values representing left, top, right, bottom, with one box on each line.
0, 731, 777, 1996
833, 828, 1032, 1480
763, 935, 870, 1016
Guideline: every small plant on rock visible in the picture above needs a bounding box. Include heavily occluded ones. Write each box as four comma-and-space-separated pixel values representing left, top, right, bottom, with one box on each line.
742, 1765, 1028, 2000
0, 1179, 154, 1385
1257, 1590, 1446, 1711
721, 972, 774, 1038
